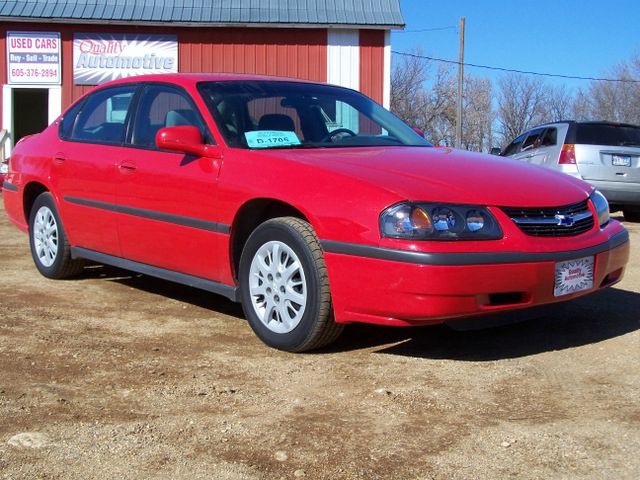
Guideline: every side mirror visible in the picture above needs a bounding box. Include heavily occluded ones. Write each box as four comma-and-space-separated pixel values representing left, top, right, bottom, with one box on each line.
490, 147, 502, 155
412, 127, 425, 138
155, 126, 220, 158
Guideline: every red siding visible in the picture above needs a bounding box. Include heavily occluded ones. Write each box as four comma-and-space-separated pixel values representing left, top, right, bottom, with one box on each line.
1, 23, 328, 115
178, 28, 327, 82
359, 30, 385, 105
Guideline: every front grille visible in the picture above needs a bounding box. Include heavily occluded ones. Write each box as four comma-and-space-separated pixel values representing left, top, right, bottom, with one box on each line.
499, 199, 594, 237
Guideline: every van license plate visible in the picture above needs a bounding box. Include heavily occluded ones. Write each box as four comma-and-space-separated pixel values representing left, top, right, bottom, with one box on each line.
612, 155, 631, 167
554, 256, 594, 297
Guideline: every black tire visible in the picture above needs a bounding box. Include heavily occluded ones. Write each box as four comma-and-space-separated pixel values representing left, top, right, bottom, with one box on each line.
622, 208, 640, 223
239, 217, 344, 352
28, 192, 85, 279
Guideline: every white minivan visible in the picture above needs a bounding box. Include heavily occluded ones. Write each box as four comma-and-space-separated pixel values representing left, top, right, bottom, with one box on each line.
501, 121, 640, 222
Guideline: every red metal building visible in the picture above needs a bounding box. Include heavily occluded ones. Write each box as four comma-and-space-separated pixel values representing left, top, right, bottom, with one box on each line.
0, 1, 404, 155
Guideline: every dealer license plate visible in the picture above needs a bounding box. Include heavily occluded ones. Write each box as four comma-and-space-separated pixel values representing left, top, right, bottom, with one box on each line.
554, 256, 594, 297
612, 154, 631, 167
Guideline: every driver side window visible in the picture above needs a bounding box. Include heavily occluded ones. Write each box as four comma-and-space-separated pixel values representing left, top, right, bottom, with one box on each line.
131, 85, 209, 149
503, 132, 526, 156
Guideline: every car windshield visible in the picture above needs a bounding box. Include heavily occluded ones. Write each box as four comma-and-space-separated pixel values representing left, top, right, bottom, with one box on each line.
576, 124, 640, 147
198, 80, 431, 149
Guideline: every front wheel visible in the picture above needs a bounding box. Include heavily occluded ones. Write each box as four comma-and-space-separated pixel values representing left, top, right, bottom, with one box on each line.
239, 217, 344, 352
29, 192, 85, 279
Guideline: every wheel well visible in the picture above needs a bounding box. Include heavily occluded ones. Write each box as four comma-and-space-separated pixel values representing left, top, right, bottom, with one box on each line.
22, 182, 49, 224
230, 199, 308, 281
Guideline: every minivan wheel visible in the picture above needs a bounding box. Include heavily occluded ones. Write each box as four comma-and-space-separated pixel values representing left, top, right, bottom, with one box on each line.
29, 193, 85, 279
239, 217, 344, 352
623, 208, 640, 223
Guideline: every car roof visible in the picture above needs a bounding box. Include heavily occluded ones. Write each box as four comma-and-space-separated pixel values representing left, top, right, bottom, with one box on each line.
103, 72, 319, 88
528, 120, 640, 130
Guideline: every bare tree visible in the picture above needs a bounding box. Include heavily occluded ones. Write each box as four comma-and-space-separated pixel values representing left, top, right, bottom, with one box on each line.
390, 52, 430, 130
573, 53, 640, 124
391, 53, 494, 151
424, 66, 457, 146
392, 51, 640, 152
572, 89, 592, 121
496, 73, 548, 146
462, 76, 494, 152
545, 84, 573, 122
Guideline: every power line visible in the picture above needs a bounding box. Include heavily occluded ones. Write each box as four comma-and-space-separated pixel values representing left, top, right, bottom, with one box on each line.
391, 50, 640, 84
395, 26, 457, 34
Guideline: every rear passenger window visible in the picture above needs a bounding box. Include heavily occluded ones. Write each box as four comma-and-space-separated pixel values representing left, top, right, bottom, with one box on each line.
59, 100, 85, 140
131, 85, 209, 149
540, 128, 557, 146
69, 86, 136, 144
521, 128, 544, 151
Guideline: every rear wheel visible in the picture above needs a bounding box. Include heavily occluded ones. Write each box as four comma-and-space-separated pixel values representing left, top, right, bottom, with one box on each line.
29, 192, 84, 279
239, 217, 344, 352
623, 208, 640, 223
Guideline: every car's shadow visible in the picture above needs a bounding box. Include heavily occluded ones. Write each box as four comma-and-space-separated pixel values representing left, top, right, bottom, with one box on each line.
79, 264, 245, 318
329, 288, 640, 360
78, 264, 639, 361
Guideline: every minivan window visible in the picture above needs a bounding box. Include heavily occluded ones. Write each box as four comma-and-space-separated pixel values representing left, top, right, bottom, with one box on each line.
576, 124, 640, 147
502, 132, 526, 156
539, 128, 557, 147
521, 128, 544, 151
70, 86, 137, 144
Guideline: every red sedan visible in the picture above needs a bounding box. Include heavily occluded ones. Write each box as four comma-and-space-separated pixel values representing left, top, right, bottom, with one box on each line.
2, 74, 629, 351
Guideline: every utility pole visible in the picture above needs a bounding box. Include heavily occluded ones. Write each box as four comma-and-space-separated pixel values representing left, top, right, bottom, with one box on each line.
455, 17, 465, 149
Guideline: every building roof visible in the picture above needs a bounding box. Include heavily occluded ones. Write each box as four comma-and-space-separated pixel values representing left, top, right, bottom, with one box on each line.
0, 0, 405, 28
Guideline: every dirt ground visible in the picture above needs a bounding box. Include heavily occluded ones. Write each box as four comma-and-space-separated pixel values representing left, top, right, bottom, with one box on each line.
0, 198, 638, 480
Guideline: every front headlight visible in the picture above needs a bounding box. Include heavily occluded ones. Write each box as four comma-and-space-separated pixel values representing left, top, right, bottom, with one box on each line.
380, 202, 503, 240
590, 190, 609, 228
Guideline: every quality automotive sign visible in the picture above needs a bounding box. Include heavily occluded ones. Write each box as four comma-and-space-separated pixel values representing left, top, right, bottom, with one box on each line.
73, 34, 178, 85
7, 31, 61, 85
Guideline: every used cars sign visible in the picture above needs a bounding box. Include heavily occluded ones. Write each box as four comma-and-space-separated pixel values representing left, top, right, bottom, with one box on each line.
7, 31, 61, 85
73, 33, 178, 85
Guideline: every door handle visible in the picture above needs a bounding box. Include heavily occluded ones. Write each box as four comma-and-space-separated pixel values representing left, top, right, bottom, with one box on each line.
118, 160, 137, 173
53, 153, 66, 164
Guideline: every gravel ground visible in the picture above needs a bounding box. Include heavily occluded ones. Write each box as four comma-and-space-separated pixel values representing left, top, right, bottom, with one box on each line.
0, 197, 638, 479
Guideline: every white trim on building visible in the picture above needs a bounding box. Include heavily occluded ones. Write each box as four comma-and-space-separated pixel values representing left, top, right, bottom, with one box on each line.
327, 29, 360, 91
383, 30, 391, 109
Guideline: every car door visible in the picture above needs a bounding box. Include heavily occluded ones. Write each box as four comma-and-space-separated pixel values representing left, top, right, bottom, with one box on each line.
536, 126, 563, 168
52, 84, 138, 256
116, 83, 224, 280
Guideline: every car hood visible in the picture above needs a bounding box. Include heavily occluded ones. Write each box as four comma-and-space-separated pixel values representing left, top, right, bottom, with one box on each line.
254, 146, 593, 207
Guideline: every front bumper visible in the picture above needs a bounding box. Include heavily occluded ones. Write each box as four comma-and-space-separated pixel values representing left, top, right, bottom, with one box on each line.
322, 229, 630, 326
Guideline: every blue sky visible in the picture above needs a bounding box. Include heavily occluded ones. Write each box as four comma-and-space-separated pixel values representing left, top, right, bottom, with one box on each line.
391, 0, 640, 92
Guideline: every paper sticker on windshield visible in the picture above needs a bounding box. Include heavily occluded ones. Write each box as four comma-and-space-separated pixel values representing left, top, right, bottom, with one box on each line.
245, 130, 301, 148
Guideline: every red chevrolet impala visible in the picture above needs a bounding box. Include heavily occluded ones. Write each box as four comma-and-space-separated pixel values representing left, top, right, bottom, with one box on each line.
2, 74, 630, 351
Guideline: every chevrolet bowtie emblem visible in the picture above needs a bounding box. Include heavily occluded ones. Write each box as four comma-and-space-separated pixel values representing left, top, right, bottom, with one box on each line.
555, 214, 575, 227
